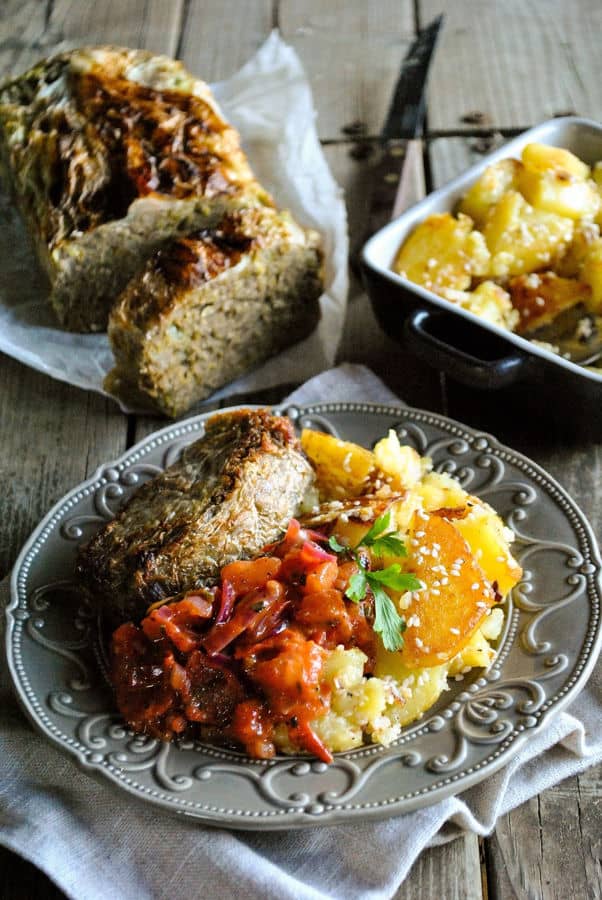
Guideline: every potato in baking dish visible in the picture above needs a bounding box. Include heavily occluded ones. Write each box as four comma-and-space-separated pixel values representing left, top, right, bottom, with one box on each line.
393, 142, 602, 346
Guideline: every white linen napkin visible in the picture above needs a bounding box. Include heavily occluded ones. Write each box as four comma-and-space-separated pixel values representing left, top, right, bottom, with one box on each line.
1, 364, 601, 900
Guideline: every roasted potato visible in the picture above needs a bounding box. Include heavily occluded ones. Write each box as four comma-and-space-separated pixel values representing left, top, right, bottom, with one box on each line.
458, 158, 522, 227
580, 238, 602, 311
484, 191, 573, 278
393, 212, 490, 293
508, 271, 591, 334
557, 220, 601, 277
300, 429, 375, 498
518, 143, 599, 220
441, 280, 519, 331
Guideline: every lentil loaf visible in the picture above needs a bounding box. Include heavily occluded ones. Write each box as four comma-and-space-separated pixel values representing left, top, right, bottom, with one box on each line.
76, 409, 315, 625
105, 206, 323, 416
0, 46, 272, 331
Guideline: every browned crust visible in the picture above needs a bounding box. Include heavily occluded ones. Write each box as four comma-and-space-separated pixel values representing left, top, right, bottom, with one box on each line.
76, 409, 314, 624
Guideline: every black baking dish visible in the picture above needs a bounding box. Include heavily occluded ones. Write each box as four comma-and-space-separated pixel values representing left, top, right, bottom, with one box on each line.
360, 117, 602, 435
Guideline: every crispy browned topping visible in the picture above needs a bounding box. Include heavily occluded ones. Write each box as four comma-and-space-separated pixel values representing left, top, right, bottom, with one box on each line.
74, 70, 237, 203
150, 220, 257, 288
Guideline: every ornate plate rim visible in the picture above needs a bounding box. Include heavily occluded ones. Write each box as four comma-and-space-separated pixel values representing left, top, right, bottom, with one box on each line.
5, 401, 602, 829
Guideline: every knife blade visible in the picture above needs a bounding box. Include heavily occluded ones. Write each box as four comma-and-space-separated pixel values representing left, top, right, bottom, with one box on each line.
363, 16, 443, 241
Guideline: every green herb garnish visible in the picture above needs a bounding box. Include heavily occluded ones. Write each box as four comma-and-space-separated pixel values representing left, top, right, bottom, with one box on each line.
329, 510, 421, 651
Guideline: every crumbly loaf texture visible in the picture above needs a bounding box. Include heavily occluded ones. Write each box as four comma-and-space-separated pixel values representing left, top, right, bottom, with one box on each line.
0, 46, 272, 331
76, 409, 315, 624
106, 206, 323, 416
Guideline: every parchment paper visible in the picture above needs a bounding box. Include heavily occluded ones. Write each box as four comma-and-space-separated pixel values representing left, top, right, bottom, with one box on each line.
0, 32, 348, 411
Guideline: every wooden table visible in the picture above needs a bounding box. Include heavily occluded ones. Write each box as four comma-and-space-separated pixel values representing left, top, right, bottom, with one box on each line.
1, 1, 600, 897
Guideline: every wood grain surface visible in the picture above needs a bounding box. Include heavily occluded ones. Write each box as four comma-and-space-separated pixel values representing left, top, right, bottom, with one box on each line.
0, 1, 600, 898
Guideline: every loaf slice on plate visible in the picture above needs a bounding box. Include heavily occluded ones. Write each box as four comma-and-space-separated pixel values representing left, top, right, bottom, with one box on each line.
77, 408, 315, 625
0, 46, 271, 331
105, 206, 323, 416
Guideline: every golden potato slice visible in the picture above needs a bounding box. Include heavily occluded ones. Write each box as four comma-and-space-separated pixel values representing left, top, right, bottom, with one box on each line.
519, 143, 598, 220
557, 221, 601, 277
416, 471, 469, 512
301, 429, 375, 498
458, 158, 522, 227
393, 212, 490, 293
373, 430, 427, 490
400, 513, 496, 668
519, 171, 600, 221
484, 191, 574, 277
453, 504, 523, 597
374, 649, 449, 727
522, 143, 590, 180
508, 271, 591, 334
579, 238, 602, 312
457, 281, 519, 331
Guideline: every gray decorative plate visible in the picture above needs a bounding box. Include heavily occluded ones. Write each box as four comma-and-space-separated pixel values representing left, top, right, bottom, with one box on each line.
6, 403, 602, 829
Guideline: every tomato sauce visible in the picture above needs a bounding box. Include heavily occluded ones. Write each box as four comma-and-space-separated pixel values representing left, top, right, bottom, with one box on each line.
110, 520, 376, 763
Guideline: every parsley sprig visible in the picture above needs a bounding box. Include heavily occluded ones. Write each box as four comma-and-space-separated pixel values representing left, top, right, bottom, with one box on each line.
328, 510, 422, 652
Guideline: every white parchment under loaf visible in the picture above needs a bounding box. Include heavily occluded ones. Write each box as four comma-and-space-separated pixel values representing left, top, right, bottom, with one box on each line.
0, 32, 348, 411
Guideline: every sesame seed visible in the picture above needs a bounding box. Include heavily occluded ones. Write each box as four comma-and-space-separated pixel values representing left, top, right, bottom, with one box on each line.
461, 666, 471, 674
411, 538, 420, 547
416, 531, 425, 538
454, 674, 464, 682
415, 637, 423, 648
496, 556, 505, 562
441, 577, 449, 585
471, 582, 480, 591
476, 601, 487, 609
431, 589, 440, 596
450, 626, 460, 635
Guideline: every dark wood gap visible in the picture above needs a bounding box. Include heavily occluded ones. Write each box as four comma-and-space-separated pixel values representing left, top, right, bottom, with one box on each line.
174, 0, 191, 60
271, 0, 280, 29
319, 127, 532, 147
125, 414, 137, 450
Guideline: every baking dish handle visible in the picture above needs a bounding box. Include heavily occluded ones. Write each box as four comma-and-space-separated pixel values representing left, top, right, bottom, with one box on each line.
404, 308, 528, 389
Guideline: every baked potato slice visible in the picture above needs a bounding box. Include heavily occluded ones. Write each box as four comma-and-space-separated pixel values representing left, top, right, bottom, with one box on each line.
393, 212, 490, 293
484, 191, 574, 278
301, 429, 375, 498
579, 238, 602, 311
557, 221, 601, 277
458, 158, 522, 228
508, 271, 591, 334
400, 513, 496, 668
518, 143, 599, 220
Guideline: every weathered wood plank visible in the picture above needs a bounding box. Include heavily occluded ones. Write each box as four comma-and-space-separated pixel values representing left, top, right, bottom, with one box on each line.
0, 0, 185, 78
421, 0, 602, 132
395, 833, 483, 900
0, 356, 127, 581
279, 0, 415, 140
49, 0, 185, 57
178, 0, 273, 81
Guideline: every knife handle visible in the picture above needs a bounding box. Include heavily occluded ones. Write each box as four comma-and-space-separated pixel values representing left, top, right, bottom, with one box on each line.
366, 138, 425, 239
